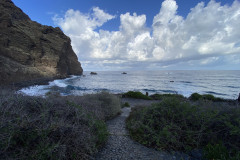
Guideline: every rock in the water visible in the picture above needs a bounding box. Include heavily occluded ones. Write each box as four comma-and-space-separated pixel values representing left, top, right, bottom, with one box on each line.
0, 0, 83, 85
90, 72, 97, 75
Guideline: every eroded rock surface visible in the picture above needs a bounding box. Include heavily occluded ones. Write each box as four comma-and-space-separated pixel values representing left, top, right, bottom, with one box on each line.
0, 0, 83, 85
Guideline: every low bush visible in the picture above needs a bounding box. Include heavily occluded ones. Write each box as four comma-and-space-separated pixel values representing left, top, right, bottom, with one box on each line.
202, 94, 225, 102
0, 90, 121, 160
150, 93, 185, 100
72, 91, 122, 121
122, 102, 130, 108
123, 91, 152, 100
189, 93, 225, 102
126, 96, 240, 159
189, 93, 202, 101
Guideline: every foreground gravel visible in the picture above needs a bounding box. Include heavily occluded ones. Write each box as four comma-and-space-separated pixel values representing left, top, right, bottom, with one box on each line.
94, 98, 193, 160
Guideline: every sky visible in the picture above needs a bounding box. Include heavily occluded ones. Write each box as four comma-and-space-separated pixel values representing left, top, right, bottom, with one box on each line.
12, 0, 240, 71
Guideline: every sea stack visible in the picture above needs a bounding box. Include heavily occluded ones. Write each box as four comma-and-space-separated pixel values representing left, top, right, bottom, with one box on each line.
0, 0, 83, 85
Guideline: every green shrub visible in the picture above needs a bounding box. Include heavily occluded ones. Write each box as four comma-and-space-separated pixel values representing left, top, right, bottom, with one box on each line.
203, 142, 229, 160
92, 120, 108, 147
189, 93, 202, 101
203, 142, 240, 160
122, 102, 130, 108
202, 94, 225, 102
202, 94, 215, 101
150, 93, 185, 100
0, 91, 121, 160
189, 93, 226, 102
123, 91, 152, 100
126, 96, 240, 159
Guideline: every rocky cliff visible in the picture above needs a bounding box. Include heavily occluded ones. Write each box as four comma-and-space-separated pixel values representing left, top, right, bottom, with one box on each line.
0, 0, 83, 85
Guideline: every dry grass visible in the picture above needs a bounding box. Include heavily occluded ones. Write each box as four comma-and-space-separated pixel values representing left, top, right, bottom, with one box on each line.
0, 89, 121, 160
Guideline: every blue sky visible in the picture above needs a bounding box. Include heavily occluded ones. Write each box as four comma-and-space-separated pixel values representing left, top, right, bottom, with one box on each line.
12, 0, 240, 70
12, 0, 234, 30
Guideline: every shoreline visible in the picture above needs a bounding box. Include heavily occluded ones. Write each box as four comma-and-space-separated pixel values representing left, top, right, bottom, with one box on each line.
1, 75, 239, 101
3, 70, 239, 100
0, 75, 75, 90
4, 85, 239, 102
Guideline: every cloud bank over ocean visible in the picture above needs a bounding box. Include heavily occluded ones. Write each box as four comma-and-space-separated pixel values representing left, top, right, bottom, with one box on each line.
53, 0, 240, 70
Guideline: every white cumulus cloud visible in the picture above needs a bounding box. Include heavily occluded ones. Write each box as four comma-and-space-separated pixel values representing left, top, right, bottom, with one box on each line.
53, 0, 240, 70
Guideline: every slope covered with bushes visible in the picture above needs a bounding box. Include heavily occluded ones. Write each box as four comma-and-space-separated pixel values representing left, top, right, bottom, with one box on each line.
0, 90, 121, 160
126, 95, 240, 159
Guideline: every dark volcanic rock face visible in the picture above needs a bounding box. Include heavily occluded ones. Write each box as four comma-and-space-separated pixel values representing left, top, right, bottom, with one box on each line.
0, 0, 83, 85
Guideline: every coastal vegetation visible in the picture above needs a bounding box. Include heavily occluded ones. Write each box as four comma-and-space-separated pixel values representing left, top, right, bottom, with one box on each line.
126, 93, 240, 159
0, 89, 121, 160
1, 87, 239, 160
122, 102, 130, 108
189, 92, 226, 102
123, 91, 152, 100
150, 93, 185, 100
123, 91, 185, 101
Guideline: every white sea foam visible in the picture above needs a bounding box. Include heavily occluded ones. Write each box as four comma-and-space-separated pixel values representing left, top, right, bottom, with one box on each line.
17, 76, 79, 96
18, 85, 50, 96
49, 79, 67, 88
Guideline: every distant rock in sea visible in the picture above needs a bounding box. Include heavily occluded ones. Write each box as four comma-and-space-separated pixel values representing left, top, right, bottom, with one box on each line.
0, 0, 83, 85
90, 72, 97, 75
122, 72, 127, 74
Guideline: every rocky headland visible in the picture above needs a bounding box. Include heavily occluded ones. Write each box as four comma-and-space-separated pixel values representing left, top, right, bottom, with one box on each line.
0, 0, 83, 86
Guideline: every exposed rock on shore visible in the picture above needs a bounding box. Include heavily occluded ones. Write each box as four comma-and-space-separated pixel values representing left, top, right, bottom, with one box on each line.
0, 0, 83, 85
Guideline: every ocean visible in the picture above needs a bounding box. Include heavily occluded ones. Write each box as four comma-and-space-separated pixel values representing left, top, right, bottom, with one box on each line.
19, 70, 240, 100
